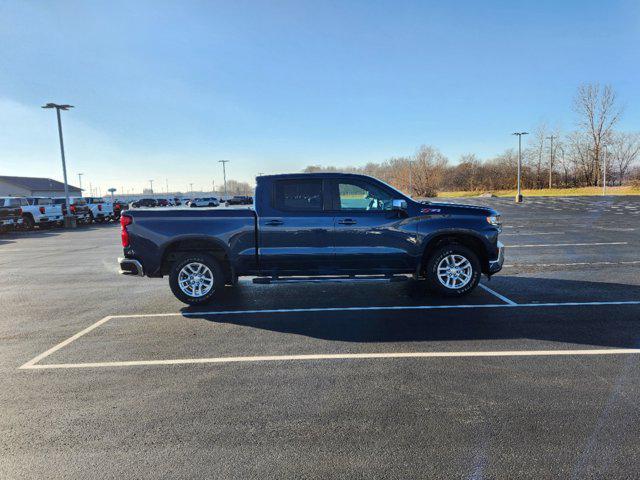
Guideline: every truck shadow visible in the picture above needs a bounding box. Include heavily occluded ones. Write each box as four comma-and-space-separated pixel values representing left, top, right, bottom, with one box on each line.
183, 277, 640, 349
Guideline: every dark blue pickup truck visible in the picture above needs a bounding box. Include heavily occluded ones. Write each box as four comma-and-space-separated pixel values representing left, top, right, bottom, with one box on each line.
118, 173, 504, 305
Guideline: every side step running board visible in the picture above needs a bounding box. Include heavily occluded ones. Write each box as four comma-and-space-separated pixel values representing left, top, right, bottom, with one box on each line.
253, 275, 410, 285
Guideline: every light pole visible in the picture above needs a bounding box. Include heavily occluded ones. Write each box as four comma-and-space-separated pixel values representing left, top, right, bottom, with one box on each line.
219, 160, 230, 200
42, 103, 75, 226
546, 135, 556, 189
602, 144, 608, 196
78, 173, 84, 193
189, 183, 194, 196
512, 132, 529, 203
149, 179, 154, 197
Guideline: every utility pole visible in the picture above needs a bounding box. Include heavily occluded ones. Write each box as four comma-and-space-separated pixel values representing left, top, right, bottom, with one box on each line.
149, 179, 154, 197
212, 179, 215, 194
219, 160, 230, 200
546, 135, 556, 189
189, 183, 194, 196
408, 160, 413, 196
89, 182, 93, 197
602, 145, 608, 196
42, 103, 75, 226
166, 178, 169, 194
512, 132, 529, 203
78, 173, 84, 193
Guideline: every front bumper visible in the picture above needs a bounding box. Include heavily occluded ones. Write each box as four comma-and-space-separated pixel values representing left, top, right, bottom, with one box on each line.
488, 241, 504, 274
118, 257, 144, 276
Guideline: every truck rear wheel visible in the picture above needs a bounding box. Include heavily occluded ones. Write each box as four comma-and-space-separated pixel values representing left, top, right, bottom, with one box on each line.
169, 253, 224, 305
425, 244, 480, 296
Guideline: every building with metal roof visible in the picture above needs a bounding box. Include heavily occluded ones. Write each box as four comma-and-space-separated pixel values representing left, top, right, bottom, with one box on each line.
0, 176, 83, 197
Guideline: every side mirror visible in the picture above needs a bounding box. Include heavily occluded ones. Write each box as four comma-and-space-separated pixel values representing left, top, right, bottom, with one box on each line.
392, 199, 407, 211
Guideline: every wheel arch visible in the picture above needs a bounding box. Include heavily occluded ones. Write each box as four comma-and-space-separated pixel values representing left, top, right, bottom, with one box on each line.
417, 231, 489, 276
160, 236, 234, 283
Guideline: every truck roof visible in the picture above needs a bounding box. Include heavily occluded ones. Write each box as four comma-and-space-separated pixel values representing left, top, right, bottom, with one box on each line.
257, 172, 374, 180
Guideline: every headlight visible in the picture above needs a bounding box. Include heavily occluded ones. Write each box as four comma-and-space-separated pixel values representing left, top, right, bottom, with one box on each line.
486, 215, 501, 226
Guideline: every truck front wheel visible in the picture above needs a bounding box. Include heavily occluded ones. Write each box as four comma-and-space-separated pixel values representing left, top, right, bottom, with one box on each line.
169, 253, 225, 305
425, 244, 481, 296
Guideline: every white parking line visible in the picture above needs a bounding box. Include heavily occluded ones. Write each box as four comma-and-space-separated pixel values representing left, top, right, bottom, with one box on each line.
478, 284, 517, 305
19, 300, 640, 370
504, 260, 640, 268
501, 232, 565, 236
21, 348, 640, 370
507, 242, 628, 248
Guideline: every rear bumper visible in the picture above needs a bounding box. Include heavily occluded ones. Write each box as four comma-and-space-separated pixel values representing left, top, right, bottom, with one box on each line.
488, 241, 504, 274
118, 257, 144, 276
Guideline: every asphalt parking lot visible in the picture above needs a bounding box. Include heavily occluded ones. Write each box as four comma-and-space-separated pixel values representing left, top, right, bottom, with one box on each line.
2, 196, 640, 479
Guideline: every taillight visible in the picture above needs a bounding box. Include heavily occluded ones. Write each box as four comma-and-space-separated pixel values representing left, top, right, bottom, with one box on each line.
18, 208, 23, 215
70, 204, 76, 214
39, 206, 45, 214
120, 214, 132, 247
98, 204, 103, 211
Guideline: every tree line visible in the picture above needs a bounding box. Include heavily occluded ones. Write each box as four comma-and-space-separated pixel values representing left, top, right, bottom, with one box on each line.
304, 84, 640, 196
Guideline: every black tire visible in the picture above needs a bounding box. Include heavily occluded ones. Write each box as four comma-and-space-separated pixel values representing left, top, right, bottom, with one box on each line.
425, 244, 481, 297
169, 253, 225, 305
23, 215, 35, 230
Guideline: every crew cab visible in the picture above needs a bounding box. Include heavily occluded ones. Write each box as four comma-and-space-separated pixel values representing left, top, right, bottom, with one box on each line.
22, 197, 64, 228
52, 197, 91, 223
0, 197, 24, 231
118, 173, 504, 305
84, 197, 114, 223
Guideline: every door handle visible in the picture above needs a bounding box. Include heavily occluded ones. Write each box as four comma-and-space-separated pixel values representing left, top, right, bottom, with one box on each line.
265, 219, 284, 226
338, 219, 357, 225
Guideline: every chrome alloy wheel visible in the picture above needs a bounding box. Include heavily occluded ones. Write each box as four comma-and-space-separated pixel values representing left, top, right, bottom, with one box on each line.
436, 254, 473, 289
178, 262, 214, 298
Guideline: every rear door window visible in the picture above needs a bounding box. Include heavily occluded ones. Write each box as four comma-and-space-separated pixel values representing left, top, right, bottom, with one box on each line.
274, 180, 323, 211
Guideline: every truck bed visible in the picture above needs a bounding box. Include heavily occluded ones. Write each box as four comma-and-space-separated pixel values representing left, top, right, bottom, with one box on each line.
124, 207, 257, 277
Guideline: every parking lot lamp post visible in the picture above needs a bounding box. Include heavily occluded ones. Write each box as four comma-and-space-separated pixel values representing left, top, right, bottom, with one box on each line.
42, 103, 75, 226
512, 132, 528, 203
78, 173, 83, 192
602, 145, 608, 196
546, 135, 556, 189
219, 160, 229, 200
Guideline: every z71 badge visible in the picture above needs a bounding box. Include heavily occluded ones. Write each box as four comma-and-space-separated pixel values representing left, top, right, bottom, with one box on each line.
420, 208, 442, 214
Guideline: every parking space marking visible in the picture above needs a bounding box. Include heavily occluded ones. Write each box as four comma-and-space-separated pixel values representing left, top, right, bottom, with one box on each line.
504, 260, 640, 268
501, 232, 565, 236
20, 348, 640, 370
19, 315, 113, 369
108, 300, 640, 319
507, 242, 628, 248
19, 301, 640, 370
478, 284, 517, 305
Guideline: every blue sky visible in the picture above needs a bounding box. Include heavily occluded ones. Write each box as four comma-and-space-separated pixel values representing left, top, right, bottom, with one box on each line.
1, 0, 639, 194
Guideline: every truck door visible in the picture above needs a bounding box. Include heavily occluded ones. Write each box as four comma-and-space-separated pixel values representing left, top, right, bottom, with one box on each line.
258, 178, 335, 274
329, 178, 417, 272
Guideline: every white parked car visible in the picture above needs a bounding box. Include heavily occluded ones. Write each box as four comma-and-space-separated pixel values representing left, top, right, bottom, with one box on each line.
189, 197, 220, 207
84, 197, 114, 223
22, 197, 64, 228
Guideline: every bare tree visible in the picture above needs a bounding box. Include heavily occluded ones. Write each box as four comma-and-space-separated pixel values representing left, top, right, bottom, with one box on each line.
609, 132, 640, 185
573, 83, 623, 185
